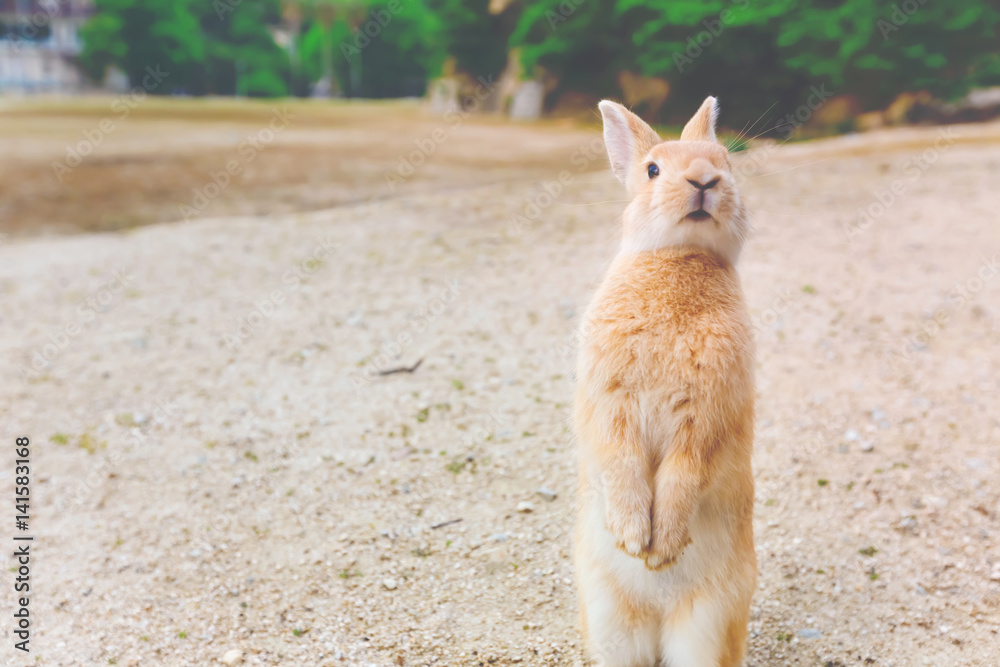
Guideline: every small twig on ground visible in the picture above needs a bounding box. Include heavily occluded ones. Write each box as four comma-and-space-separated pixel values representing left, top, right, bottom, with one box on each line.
377, 358, 423, 376
431, 518, 463, 530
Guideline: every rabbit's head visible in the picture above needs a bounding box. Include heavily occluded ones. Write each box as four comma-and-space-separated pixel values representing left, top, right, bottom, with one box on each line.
599, 97, 749, 265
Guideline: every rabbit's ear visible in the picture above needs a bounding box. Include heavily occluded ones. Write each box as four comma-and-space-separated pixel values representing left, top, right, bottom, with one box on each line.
680, 96, 719, 143
599, 100, 661, 185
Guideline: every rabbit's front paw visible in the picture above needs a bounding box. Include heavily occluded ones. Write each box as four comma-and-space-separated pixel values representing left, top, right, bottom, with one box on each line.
644, 525, 692, 571
605, 506, 650, 557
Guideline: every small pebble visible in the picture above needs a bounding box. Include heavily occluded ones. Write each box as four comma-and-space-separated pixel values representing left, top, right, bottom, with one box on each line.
536, 487, 557, 501
517, 501, 535, 513
383, 578, 397, 590
859, 440, 874, 452
222, 649, 244, 666
895, 516, 918, 534
797, 628, 822, 639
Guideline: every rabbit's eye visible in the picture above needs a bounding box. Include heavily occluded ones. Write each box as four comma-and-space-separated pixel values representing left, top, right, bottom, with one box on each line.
647, 164, 659, 179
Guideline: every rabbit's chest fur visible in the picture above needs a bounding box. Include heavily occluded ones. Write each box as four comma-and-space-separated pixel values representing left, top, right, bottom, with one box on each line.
577, 248, 754, 457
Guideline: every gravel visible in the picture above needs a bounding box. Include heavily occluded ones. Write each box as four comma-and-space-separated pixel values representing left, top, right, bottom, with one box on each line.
1, 117, 999, 665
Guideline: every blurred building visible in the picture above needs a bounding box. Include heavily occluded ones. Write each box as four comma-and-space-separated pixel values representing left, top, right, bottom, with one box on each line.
0, 0, 93, 93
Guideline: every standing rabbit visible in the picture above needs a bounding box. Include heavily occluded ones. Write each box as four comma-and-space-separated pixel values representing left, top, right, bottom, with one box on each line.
574, 97, 756, 667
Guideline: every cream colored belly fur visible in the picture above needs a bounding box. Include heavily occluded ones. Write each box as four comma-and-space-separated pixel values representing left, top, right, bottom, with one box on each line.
575, 418, 754, 667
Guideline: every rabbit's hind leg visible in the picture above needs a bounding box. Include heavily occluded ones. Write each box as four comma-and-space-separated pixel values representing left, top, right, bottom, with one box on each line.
579, 569, 659, 667
659, 586, 750, 667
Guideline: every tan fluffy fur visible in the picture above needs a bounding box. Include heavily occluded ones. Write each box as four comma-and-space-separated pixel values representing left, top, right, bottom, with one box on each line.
574, 98, 756, 667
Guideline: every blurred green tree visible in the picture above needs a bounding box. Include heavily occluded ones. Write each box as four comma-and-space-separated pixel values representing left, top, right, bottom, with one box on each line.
199, 0, 292, 97
80, 0, 206, 93
510, 0, 634, 98
79, 0, 1000, 110
426, 0, 511, 78
512, 0, 1000, 126
82, 0, 291, 96
296, 0, 446, 97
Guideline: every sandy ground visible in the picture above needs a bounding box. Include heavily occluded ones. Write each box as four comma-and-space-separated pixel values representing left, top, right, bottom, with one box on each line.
1, 100, 1000, 666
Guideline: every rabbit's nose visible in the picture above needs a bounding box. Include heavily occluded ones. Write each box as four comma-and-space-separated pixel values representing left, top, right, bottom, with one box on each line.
684, 159, 721, 190
686, 176, 720, 191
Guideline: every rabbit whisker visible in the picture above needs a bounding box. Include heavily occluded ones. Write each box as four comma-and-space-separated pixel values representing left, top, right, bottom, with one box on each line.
732, 102, 778, 145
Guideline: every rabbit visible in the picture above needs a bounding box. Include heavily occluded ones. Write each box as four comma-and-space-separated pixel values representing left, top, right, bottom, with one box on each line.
573, 97, 756, 667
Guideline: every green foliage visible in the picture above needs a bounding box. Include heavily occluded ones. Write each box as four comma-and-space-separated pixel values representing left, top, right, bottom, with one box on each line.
766, 0, 1000, 104
511, 0, 630, 94
79, 0, 1000, 110
296, 0, 445, 97
512, 0, 1000, 125
198, 0, 291, 97
296, 19, 349, 92
80, 0, 205, 92
426, 0, 511, 78
81, 0, 291, 95
350, 0, 446, 97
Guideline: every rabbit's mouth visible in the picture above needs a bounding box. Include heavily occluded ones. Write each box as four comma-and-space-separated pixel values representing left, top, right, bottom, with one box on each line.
686, 209, 712, 222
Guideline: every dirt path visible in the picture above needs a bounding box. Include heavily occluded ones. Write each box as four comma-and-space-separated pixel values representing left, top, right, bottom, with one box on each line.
1, 103, 999, 666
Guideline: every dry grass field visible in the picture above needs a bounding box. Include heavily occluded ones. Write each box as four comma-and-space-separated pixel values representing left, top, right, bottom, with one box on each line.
1, 97, 999, 666
0, 97, 603, 235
